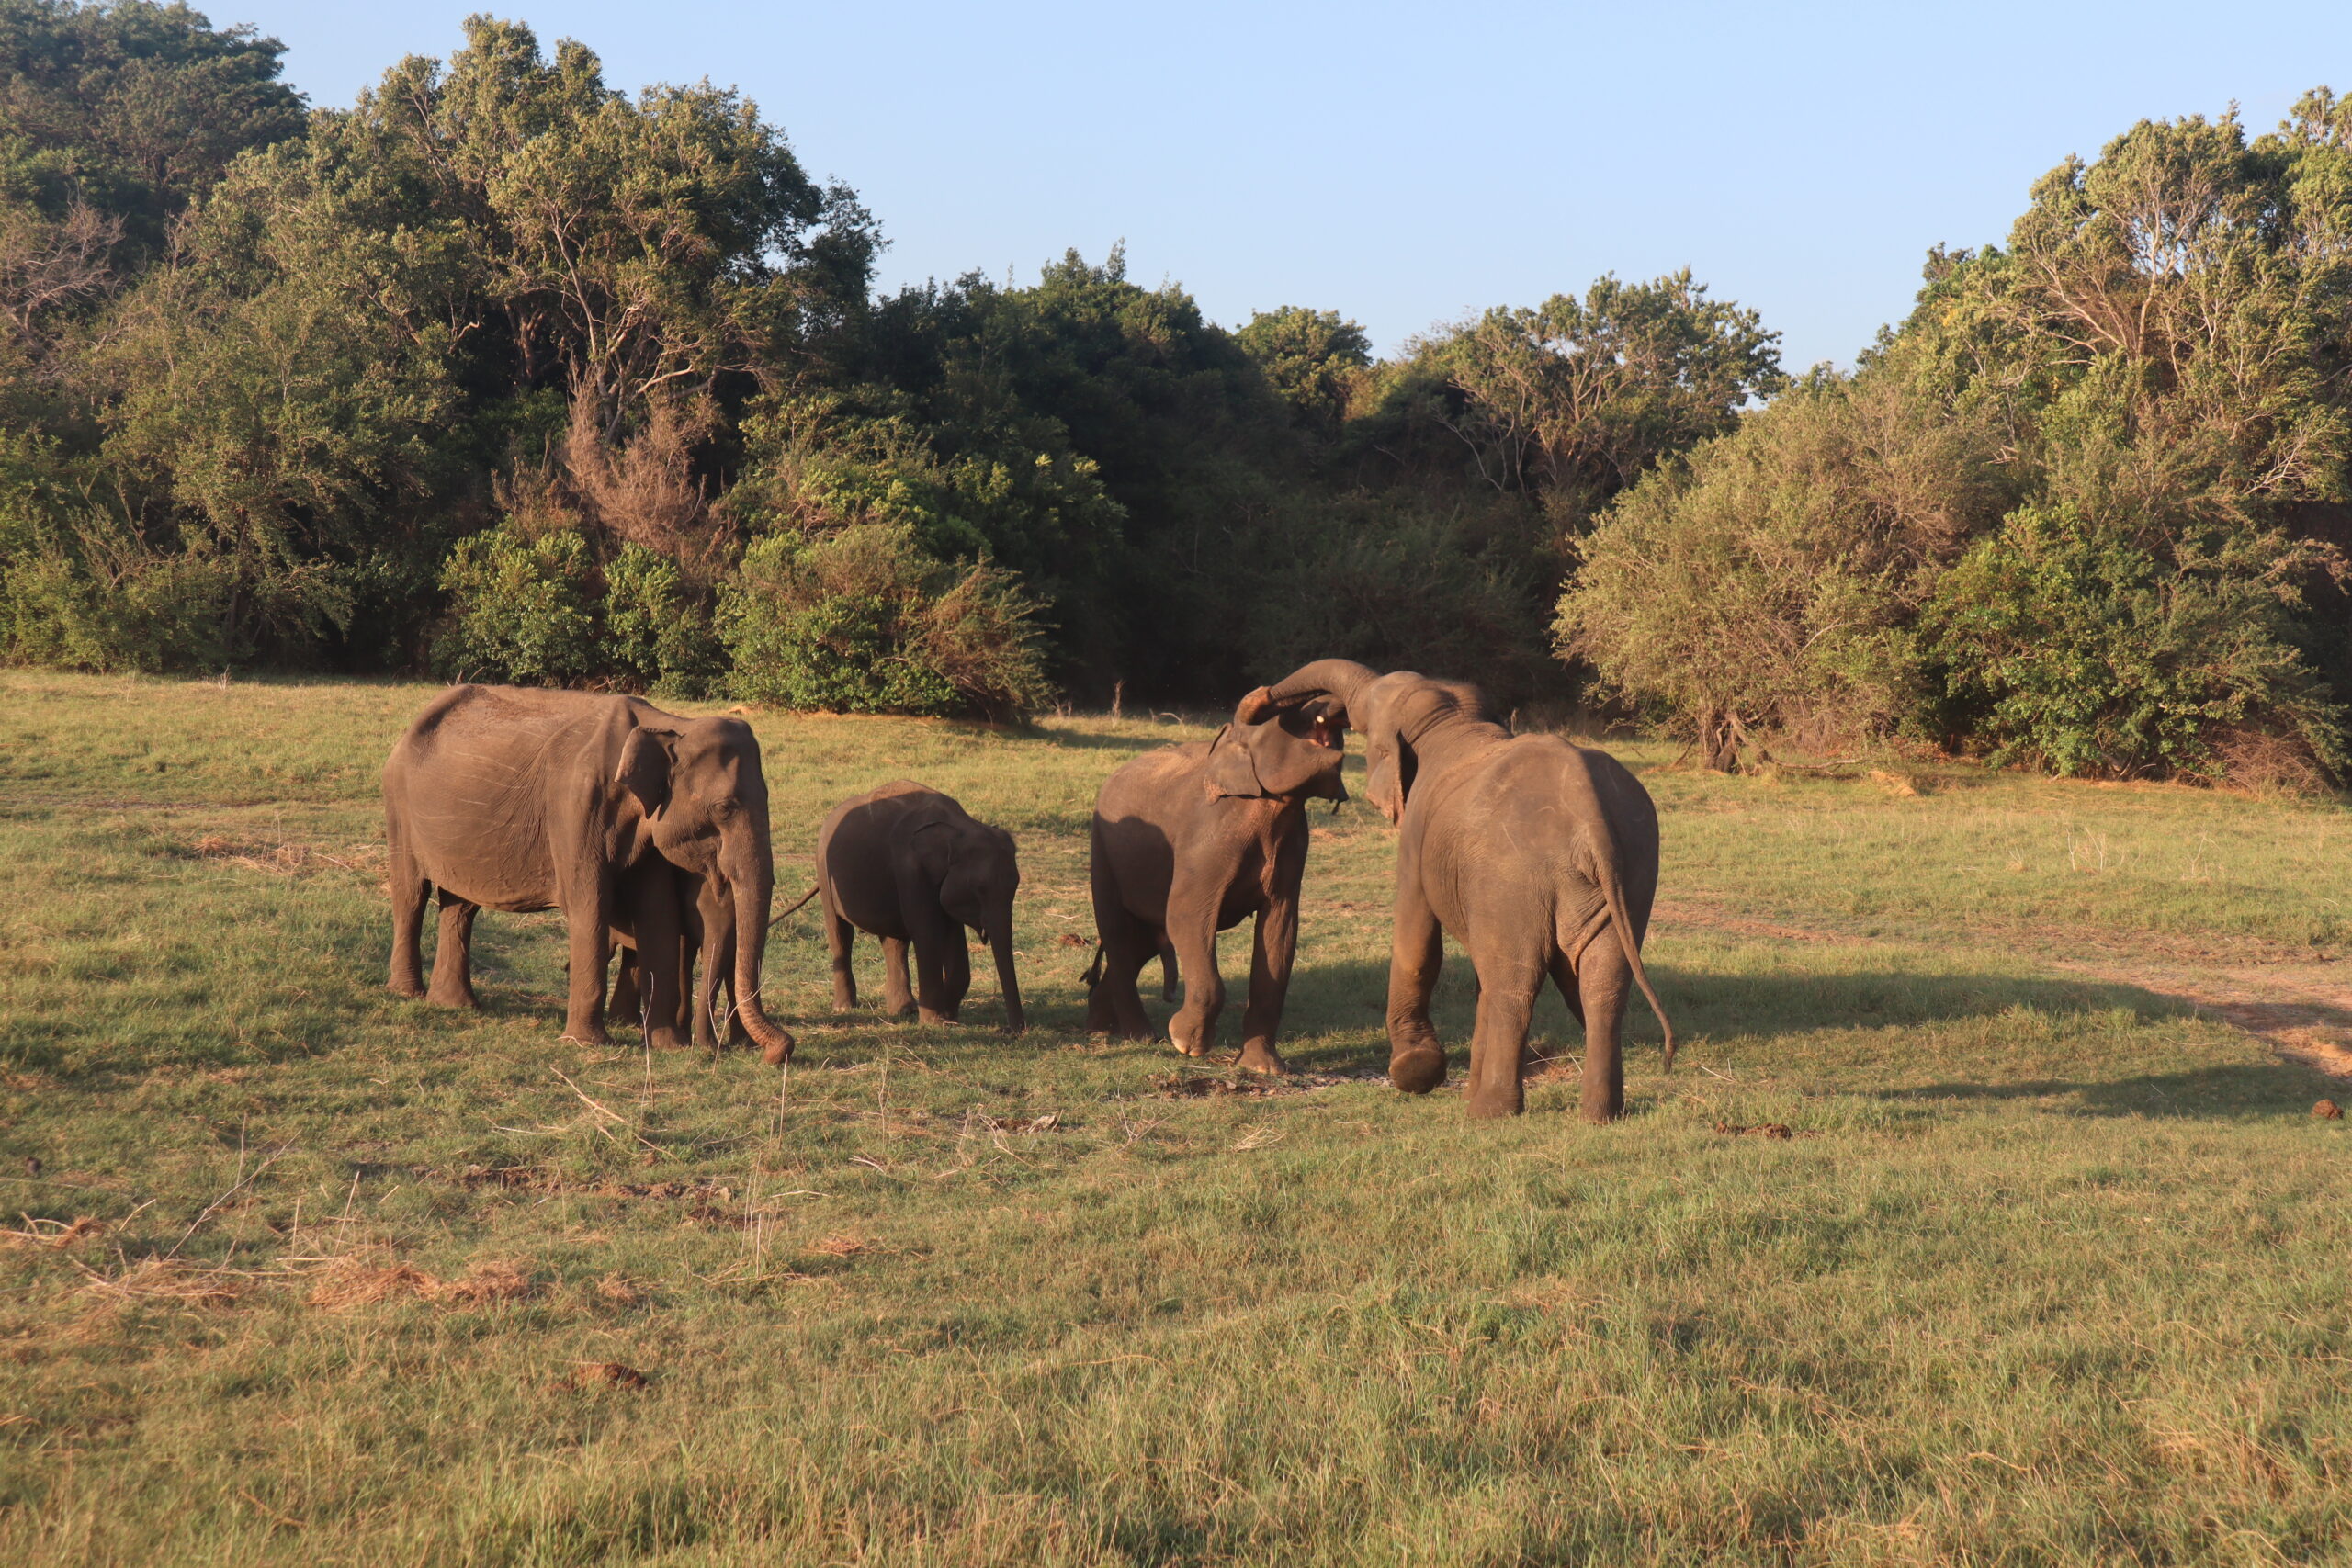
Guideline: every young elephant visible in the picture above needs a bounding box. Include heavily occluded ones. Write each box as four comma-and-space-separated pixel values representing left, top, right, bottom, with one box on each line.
608, 865, 746, 1050
818, 782, 1026, 1032
1086, 693, 1347, 1074
1258, 659, 1674, 1122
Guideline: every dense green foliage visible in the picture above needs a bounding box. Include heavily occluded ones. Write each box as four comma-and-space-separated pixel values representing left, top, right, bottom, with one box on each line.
0, 4, 1781, 716
7, 5, 2342, 771
1565, 96, 2352, 785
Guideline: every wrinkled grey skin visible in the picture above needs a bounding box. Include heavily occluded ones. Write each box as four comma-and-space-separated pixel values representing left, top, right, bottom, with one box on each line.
818, 781, 1026, 1033
1261, 660, 1674, 1121
1085, 692, 1347, 1075
383, 686, 794, 1064
608, 866, 747, 1050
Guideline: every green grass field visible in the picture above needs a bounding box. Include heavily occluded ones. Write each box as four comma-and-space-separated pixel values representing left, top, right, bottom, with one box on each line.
3, 672, 2349, 1565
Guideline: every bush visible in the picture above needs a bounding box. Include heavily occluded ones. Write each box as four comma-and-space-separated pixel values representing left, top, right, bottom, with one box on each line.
1555, 372, 2011, 763
433, 527, 600, 685
719, 525, 1055, 720
604, 544, 720, 694
1919, 502, 2346, 782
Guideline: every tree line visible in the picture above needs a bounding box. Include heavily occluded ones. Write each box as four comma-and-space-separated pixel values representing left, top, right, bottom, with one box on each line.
1, 4, 2346, 788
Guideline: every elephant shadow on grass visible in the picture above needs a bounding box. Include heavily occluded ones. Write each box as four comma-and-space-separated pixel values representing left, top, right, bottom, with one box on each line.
1267, 954, 2336, 1119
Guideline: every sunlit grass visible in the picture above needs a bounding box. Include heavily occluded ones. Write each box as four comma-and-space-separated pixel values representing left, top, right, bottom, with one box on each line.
2, 672, 2347, 1564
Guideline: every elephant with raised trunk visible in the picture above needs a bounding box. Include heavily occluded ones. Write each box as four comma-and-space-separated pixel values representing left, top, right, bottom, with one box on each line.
818, 782, 1026, 1033
1086, 692, 1347, 1074
1259, 660, 1673, 1121
383, 686, 795, 1065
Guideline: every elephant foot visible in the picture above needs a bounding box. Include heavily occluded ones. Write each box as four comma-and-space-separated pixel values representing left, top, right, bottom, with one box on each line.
918, 1008, 956, 1026
644, 1026, 690, 1051
560, 1023, 612, 1047
425, 987, 479, 1010
388, 976, 425, 1000
1388, 1045, 1446, 1095
1236, 1044, 1288, 1077
1465, 1088, 1524, 1120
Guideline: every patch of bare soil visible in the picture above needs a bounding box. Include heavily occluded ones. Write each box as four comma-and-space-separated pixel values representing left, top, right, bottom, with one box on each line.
1656, 896, 2352, 1078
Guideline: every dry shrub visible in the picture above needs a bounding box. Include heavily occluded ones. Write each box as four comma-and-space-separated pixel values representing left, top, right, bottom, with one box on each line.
564, 393, 726, 575
2211, 727, 2334, 798
806, 1234, 868, 1258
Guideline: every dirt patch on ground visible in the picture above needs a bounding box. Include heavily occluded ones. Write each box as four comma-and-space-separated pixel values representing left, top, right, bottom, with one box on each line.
1656, 895, 2352, 1078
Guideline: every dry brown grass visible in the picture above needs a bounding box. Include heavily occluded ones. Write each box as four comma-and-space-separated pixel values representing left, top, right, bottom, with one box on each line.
303, 1255, 535, 1311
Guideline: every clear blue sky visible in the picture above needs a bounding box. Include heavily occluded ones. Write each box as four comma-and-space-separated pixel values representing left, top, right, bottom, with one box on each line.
226, 1, 2350, 372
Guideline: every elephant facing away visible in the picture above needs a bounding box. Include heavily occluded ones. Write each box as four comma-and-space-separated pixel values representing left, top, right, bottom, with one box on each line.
383, 686, 795, 1064
1086, 693, 1347, 1074
818, 782, 1026, 1033
1260, 660, 1674, 1122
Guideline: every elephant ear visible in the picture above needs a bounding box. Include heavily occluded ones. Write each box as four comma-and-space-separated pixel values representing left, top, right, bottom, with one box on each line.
910, 818, 959, 883
617, 728, 677, 818
1204, 724, 1265, 799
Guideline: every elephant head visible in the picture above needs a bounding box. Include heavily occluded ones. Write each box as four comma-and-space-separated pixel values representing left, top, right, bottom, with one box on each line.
616, 716, 796, 1064
919, 817, 1027, 1034
1208, 689, 1349, 804
1257, 660, 1493, 824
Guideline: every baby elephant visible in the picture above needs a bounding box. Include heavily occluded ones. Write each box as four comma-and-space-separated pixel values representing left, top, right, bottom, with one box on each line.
1087, 690, 1347, 1073
819, 782, 1026, 1033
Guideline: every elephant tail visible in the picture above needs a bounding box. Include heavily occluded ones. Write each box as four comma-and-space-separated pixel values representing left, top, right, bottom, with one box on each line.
775, 884, 820, 920
1558, 750, 1678, 1071
1081, 942, 1106, 991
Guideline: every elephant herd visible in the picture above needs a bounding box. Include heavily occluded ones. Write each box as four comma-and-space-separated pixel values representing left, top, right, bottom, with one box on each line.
380, 659, 1675, 1123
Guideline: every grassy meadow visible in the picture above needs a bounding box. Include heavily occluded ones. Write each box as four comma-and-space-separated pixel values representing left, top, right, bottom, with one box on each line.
2, 672, 2349, 1565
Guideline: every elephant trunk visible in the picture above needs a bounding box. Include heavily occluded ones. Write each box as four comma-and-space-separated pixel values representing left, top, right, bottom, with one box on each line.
1264, 659, 1380, 725
989, 916, 1025, 1035
722, 830, 795, 1066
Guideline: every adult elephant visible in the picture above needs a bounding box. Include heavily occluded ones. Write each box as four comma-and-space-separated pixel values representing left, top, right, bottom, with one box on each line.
1086, 693, 1347, 1074
1256, 660, 1673, 1121
383, 686, 795, 1065
817, 781, 1025, 1032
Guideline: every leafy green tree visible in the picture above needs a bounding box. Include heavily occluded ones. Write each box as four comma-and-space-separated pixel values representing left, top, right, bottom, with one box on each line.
0, 0, 307, 248
1235, 305, 1370, 431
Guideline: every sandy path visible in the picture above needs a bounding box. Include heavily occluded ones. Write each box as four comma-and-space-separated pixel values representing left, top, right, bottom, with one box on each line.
1655, 896, 2352, 1079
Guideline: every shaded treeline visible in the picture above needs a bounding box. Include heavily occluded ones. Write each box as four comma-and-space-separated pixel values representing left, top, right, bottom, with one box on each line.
0, 5, 1778, 717
5, 5, 2346, 790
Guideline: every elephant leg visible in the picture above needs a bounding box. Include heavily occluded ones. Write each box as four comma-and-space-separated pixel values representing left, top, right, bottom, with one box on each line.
1158, 933, 1180, 1003
1572, 933, 1634, 1124
1236, 897, 1295, 1076
387, 832, 428, 998
624, 860, 691, 1051
691, 878, 730, 1050
608, 944, 642, 1025
934, 930, 972, 1024
425, 890, 481, 1010
880, 936, 916, 1021
560, 885, 614, 1046
1385, 879, 1445, 1093
910, 920, 961, 1027
1164, 896, 1225, 1060
1085, 906, 1154, 1040
1464, 950, 1543, 1120
823, 878, 858, 1012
